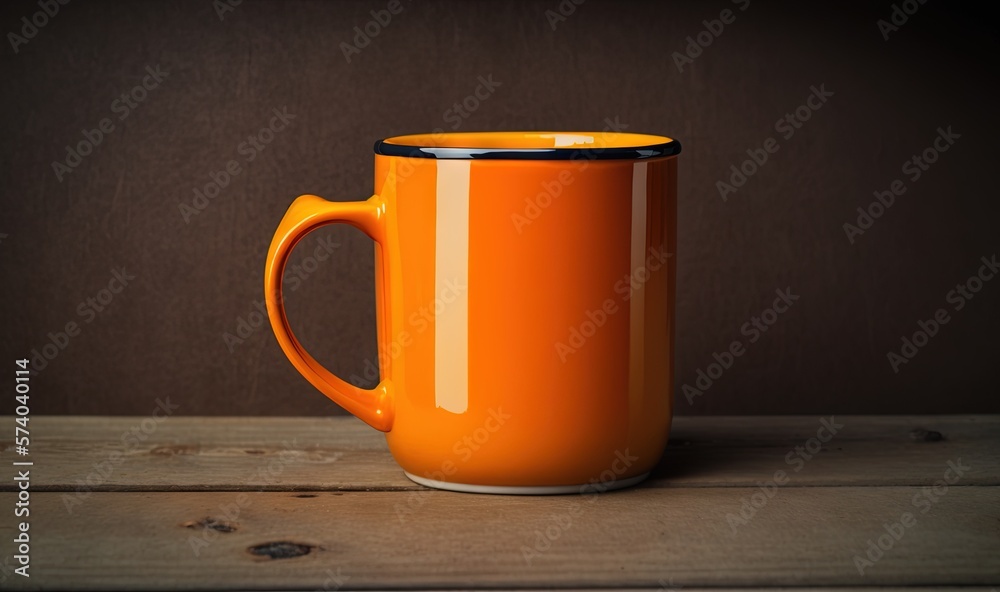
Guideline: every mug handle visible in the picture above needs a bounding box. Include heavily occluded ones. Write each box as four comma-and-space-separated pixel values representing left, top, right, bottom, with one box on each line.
264, 194, 394, 432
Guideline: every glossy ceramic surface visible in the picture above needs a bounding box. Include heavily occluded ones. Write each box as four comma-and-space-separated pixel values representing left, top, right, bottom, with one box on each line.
265, 131, 679, 492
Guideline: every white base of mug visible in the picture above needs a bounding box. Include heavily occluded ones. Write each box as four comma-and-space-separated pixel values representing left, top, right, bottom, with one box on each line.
403, 471, 650, 495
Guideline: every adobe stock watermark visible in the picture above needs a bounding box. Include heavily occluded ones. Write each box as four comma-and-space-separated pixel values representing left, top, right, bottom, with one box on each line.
28, 267, 137, 373
726, 416, 843, 534
544, 0, 585, 31
438, 74, 501, 131
511, 117, 630, 233
842, 126, 960, 244
0, 555, 17, 586
684, 287, 799, 404
370, 74, 502, 187
223, 235, 340, 353
187, 438, 343, 556
213, 0, 243, 21
877, 0, 929, 41
350, 277, 467, 387
851, 458, 970, 575
340, 0, 409, 63
395, 407, 511, 523
51, 65, 169, 182
886, 254, 997, 373
313, 568, 351, 592
716, 84, 833, 202
7, 0, 71, 54
178, 106, 295, 223
555, 244, 671, 362
60, 397, 180, 514
672, 0, 751, 72
520, 449, 640, 565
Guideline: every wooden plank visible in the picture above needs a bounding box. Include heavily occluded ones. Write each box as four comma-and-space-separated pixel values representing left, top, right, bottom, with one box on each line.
0, 487, 997, 590
0, 416, 409, 492
1, 416, 996, 491
652, 415, 1000, 488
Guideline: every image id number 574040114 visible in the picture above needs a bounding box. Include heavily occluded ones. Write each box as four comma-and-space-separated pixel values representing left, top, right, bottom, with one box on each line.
11, 358, 33, 579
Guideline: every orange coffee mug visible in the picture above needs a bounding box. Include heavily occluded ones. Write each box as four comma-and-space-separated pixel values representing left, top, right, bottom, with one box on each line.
265, 131, 680, 494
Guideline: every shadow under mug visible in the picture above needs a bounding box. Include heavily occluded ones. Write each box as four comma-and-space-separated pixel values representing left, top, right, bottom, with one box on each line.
265, 131, 680, 494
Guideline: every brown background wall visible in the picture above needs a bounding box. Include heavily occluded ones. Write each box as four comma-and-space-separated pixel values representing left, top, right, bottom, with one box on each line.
1, 0, 997, 417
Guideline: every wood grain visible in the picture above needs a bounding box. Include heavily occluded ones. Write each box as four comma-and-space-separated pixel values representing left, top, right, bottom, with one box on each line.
0, 487, 997, 590
1, 415, 996, 491
0, 415, 995, 590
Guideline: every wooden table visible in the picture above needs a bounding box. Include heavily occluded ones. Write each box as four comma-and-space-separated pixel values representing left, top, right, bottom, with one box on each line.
1, 415, 998, 590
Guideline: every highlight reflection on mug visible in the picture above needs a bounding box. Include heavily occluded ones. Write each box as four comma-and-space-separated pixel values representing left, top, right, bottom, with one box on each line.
349, 277, 467, 388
